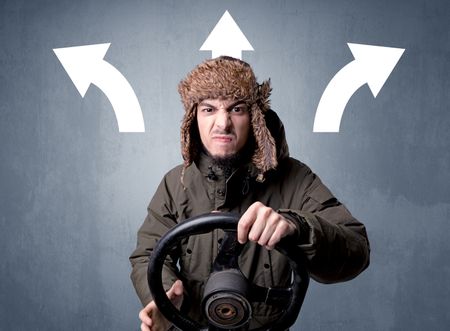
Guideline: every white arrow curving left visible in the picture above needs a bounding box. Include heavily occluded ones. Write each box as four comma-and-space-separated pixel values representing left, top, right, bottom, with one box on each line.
313, 43, 405, 132
53, 43, 145, 132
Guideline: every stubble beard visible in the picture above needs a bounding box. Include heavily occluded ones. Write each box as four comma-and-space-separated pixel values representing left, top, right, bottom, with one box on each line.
210, 152, 242, 169
203, 138, 254, 178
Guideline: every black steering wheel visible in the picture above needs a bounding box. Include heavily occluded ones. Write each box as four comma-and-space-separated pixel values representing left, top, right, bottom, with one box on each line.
147, 213, 309, 331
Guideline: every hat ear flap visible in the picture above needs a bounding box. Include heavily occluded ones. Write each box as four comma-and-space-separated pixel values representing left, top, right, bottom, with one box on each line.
181, 104, 197, 168
258, 79, 272, 112
251, 102, 277, 174
178, 80, 192, 113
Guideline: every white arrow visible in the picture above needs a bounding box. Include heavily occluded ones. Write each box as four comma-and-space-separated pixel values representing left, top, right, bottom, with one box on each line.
53, 43, 145, 132
313, 43, 405, 132
200, 10, 254, 59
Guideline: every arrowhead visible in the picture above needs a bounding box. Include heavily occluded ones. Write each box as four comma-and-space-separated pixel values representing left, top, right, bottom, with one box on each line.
53, 43, 111, 97
200, 10, 254, 59
348, 43, 405, 97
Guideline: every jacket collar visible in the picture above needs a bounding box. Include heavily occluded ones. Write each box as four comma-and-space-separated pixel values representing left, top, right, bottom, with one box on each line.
196, 151, 226, 179
192, 151, 259, 182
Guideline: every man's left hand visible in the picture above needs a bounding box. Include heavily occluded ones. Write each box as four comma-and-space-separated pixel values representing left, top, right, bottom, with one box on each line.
237, 201, 296, 250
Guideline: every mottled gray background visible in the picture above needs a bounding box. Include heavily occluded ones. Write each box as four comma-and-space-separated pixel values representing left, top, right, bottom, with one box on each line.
1, 0, 449, 330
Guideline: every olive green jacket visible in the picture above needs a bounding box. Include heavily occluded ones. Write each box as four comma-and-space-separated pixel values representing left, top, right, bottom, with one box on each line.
129, 111, 370, 327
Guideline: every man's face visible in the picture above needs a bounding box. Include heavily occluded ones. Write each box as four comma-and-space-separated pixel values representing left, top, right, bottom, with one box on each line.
197, 98, 251, 158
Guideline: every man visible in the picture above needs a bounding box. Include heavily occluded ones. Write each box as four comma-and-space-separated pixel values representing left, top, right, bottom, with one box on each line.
130, 56, 370, 331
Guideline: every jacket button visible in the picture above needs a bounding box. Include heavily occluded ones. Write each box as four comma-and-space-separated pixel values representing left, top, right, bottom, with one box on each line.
218, 238, 223, 244
187, 249, 192, 254
264, 263, 270, 269
217, 189, 225, 196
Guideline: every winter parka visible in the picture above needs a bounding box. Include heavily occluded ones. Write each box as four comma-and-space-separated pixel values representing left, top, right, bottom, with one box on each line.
129, 110, 370, 328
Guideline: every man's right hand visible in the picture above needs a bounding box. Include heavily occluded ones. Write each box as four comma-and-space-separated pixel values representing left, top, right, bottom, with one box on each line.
139, 280, 184, 331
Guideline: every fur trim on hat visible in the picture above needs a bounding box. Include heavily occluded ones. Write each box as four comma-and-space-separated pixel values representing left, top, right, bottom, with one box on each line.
178, 56, 277, 182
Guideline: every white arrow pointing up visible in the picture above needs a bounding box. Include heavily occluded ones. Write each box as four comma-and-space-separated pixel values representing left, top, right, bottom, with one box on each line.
53, 43, 145, 132
313, 43, 405, 132
200, 10, 254, 59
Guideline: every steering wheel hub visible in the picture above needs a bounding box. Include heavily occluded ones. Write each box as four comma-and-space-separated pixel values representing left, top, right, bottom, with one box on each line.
204, 292, 250, 328
202, 269, 252, 329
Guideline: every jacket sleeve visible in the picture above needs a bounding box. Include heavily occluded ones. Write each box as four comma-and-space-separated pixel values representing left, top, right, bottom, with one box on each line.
129, 175, 180, 306
279, 166, 370, 284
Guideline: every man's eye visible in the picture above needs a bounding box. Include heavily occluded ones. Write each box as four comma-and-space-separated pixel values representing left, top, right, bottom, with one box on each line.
232, 106, 244, 113
202, 108, 213, 113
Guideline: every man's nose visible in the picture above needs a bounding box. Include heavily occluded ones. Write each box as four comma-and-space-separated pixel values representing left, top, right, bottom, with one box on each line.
215, 109, 231, 130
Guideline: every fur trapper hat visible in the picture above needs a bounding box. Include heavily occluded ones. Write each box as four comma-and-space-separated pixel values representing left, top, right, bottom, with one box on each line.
178, 56, 277, 180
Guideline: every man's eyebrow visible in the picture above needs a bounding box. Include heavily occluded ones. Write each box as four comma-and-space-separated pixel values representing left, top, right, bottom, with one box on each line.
227, 100, 247, 109
198, 100, 247, 109
198, 101, 216, 108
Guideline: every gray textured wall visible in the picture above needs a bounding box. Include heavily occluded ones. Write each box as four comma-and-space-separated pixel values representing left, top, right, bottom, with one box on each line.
1, 0, 449, 330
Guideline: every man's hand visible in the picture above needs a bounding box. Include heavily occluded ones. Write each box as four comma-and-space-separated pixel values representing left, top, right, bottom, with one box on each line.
237, 202, 296, 250
139, 280, 184, 331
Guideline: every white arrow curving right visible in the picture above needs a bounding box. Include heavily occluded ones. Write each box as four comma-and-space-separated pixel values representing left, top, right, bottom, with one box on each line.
313, 43, 405, 132
53, 43, 145, 132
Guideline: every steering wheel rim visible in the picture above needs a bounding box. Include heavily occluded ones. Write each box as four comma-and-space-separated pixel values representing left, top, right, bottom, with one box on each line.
147, 212, 309, 331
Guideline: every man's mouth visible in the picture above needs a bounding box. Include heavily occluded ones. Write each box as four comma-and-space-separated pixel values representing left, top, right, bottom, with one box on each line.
212, 135, 233, 142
